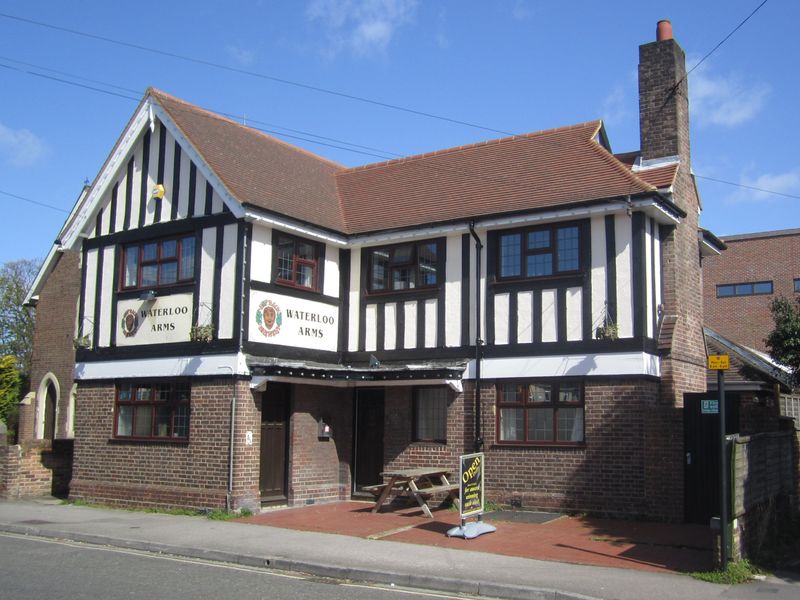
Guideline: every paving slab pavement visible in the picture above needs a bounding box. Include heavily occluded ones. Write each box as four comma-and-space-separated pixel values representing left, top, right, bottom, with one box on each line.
0, 498, 797, 600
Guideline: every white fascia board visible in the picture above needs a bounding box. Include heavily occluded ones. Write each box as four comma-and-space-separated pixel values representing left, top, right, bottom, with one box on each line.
61, 103, 151, 250
251, 375, 462, 392
23, 243, 61, 306
629, 198, 681, 225
75, 352, 250, 381
150, 103, 245, 220
464, 352, 660, 380
244, 210, 348, 247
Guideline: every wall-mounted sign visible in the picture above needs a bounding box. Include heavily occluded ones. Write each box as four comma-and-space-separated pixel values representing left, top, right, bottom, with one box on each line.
116, 293, 193, 346
708, 355, 730, 370
701, 399, 719, 414
249, 290, 338, 352
459, 452, 485, 518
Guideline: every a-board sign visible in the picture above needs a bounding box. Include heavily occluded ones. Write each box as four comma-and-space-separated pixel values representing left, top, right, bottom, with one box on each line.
459, 452, 485, 518
708, 355, 730, 370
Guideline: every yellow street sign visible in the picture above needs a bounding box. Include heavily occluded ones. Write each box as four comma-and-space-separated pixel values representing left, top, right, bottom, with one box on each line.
708, 355, 730, 370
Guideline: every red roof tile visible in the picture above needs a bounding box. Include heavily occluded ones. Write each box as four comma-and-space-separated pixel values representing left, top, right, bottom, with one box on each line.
150, 88, 347, 232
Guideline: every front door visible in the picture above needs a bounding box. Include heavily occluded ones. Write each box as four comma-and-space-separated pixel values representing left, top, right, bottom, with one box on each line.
260, 382, 289, 503
353, 388, 384, 494
683, 392, 739, 524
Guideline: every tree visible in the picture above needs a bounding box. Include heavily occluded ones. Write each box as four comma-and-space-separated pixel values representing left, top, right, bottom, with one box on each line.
0, 258, 40, 378
0, 355, 21, 428
765, 296, 800, 386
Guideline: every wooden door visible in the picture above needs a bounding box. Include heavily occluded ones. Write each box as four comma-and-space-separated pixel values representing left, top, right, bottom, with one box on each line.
353, 389, 384, 493
683, 392, 739, 524
260, 383, 289, 502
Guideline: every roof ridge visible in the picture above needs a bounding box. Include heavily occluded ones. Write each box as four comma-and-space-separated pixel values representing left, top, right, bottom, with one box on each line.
147, 87, 346, 170
588, 122, 656, 195
339, 120, 604, 175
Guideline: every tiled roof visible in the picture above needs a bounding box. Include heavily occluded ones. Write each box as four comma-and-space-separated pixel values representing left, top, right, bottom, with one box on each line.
337, 121, 656, 234
150, 88, 347, 232
152, 90, 659, 235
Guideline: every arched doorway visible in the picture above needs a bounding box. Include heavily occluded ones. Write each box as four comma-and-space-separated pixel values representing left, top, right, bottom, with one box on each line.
43, 381, 57, 440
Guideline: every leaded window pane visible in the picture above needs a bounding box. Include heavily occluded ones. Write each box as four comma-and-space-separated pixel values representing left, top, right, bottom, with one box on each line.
418, 243, 437, 286
527, 230, 550, 249
558, 407, 584, 442
134, 406, 153, 437
500, 408, 524, 441
161, 239, 177, 259
527, 253, 552, 277
116, 405, 133, 436
141, 265, 158, 288
529, 384, 551, 403
557, 226, 579, 272
159, 261, 177, 285
124, 247, 138, 288
179, 237, 195, 280
142, 242, 158, 262
393, 266, 413, 290
372, 250, 389, 290
559, 384, 581, 403
297, 263, 314, 288
500, 233, 521, 277
529, 408, 553, 441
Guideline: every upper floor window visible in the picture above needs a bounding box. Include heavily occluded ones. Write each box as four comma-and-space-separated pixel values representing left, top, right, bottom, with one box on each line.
368, 241, 439, 292
794, 278, 800, 293
114, 381, 190, 440
274, 233, 321, 291
413, 387, 448, 443
498, 222, 582, 280
716, 281, 773, 298
121, 234, 195, 290
497, 381, 584, 445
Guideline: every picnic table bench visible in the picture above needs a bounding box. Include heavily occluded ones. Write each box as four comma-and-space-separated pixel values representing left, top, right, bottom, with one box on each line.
370, 467, 459, 518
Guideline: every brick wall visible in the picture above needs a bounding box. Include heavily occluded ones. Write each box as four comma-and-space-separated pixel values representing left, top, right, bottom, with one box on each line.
19, 250, 81, 442
70, 378, 250, 511
703, 231, 800, 352
476, 379, 680, 520
0, 439, 73, 499
289, 384, 353, 504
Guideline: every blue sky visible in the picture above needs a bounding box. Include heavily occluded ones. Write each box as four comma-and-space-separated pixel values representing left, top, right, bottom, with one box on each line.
0, 1, 797, 265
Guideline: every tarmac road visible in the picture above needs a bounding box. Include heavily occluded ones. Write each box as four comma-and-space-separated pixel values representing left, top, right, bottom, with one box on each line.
0, 533, 486, 600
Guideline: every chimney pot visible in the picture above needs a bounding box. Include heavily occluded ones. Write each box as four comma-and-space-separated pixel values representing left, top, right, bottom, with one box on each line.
656, 20, 673, 42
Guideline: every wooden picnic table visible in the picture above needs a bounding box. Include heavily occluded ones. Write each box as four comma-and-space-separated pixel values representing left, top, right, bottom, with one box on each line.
367, 467, 459, 518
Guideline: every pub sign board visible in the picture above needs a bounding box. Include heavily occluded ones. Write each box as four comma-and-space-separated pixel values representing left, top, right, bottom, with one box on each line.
459, 452, 485, 518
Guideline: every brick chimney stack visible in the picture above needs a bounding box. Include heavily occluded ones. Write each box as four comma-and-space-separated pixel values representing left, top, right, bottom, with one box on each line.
638, 19, 691, 164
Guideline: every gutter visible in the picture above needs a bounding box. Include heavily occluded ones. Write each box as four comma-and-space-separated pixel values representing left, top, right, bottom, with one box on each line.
468, 221, 484, 452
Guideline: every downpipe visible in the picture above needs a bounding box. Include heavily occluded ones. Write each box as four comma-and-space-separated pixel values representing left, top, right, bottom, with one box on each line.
468, 221, 484, 453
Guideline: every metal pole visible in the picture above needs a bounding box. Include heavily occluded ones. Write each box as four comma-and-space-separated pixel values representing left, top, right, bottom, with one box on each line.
719, 369, 728, 570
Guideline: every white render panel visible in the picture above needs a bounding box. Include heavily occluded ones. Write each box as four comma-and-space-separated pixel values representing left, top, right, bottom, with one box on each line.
653, 223, 662, 328
323, 246, 340, 298
82, 249, 98, 338
384, 303, 397, 351
493, 293, 510, 345
424, 298, 437, 348
193, 171, 207, 217
404, 301, 417, 349
211, 184, 224, 214
114, 151, 131, 232
75, 352, 250, 380
98, 246, 116, 347
160, 131, 176, 223
198, 228, 217, 327
590, 215, 607, 331
467, 352, 661, 379
444, 234, 462, 347
645, 220, 654, 338
566, 286, 583, 341
217, 224, 238, 340
176, 150, 192, 219
364, 304, 377, 352
615, 214, 634, 338
250, 225, 272, 284
348, 248, 361, 352
517, 291, 533, 344
144, 130, 160, 226
128, 139, 143, 230
100, 189, 112, 235
541, 289, 557, 343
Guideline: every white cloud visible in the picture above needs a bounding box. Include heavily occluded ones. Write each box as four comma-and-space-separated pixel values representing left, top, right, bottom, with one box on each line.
511, 0, 536, 20
734, 170, 800, 202
0, 122, 49, 167
306, 0, 418, 57
226, 44, 256, 67
688, 59, 770, 127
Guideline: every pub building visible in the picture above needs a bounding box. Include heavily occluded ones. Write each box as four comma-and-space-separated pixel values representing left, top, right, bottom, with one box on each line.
23, 23, 724, 521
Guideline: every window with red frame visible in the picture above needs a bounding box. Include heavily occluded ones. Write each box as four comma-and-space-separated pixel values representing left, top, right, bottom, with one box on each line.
114, 381, 190, 440
274, 233, 320, 291
121, 235, 195, 290
496, 381, 584, 444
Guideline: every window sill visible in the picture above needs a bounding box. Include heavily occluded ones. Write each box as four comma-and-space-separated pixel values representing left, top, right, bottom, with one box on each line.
493, 442, 586, 449
410, 440, 447, 447
109, 437, 189, 445
274, 279, 320, 294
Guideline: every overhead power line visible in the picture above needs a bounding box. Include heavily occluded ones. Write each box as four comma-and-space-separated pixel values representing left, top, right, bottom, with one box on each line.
0, 12, 514, 137
695, 174, 800, 201
0, 189, 69, 213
